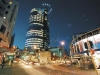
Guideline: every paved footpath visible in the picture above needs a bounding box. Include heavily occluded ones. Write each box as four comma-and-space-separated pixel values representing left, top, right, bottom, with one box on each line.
0, 62, 29, 75
59, 64, 100, 75
34, 64, 100, 75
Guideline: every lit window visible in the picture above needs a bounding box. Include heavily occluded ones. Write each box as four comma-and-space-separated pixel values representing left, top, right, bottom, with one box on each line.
3, 17, 6, 19
34, 15, 36, 20
5, 11, 8, 14
9, 1, 12, 4
45, 11, 47, 14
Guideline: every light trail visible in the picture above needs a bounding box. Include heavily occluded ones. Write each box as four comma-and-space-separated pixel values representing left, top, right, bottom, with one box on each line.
18, 60, 46, 75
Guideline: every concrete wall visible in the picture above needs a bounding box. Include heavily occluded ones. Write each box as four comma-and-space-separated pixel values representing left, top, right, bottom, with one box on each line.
0, 0, 19, 47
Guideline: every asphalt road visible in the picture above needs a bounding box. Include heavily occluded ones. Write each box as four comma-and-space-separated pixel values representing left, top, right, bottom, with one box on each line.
0, 61, 29, 75
0, 60, 100, 75
34, 64, 99, 75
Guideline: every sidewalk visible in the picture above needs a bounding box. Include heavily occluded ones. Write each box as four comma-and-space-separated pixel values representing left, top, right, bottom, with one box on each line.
0, 62, 29, 75
71, 65, 100, 75
58, 64, 100, 75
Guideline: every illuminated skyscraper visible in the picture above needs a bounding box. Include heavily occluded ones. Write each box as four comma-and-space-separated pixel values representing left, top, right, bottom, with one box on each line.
25, 6, 50, 51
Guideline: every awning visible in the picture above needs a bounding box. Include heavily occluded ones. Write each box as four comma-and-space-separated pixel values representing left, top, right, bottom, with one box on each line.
0, 47, 14, 53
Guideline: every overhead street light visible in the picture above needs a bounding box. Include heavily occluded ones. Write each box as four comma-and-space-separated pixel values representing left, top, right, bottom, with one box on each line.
60, 41, 65, 46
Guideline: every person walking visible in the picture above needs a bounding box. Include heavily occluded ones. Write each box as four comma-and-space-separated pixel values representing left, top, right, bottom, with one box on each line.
0, 55, 2, 65
8, 55, 14, 67
1, 56, 5, 69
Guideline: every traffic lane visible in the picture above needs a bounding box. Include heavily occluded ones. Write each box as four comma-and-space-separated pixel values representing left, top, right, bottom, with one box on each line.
18, 60, 46, 75
18, 59, 96, 75
34, 64, 97, 75
34, 66, 81, 75
0, 66, 12, 75
0, 62, 29, 75
53, 64, 96, 75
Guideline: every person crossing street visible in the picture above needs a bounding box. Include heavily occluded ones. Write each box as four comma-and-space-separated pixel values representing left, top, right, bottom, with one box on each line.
8, 55, 14, 67
1, 56, 5, 69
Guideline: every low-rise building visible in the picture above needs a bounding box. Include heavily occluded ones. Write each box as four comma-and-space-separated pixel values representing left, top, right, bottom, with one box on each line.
70, 27, 100, 69
35, 51, 51, 64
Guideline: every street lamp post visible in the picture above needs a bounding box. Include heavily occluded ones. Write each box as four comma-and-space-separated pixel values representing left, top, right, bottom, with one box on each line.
60, 41, 65, 63
60, 41, 65, 46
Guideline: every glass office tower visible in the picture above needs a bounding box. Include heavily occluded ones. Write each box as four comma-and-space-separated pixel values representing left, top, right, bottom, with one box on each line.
25, 8, 50, 51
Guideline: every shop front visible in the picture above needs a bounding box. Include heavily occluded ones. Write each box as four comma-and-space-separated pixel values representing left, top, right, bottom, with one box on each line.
78, 50, 100, 69
93, 51, 100, 69
72, 52, 95, 69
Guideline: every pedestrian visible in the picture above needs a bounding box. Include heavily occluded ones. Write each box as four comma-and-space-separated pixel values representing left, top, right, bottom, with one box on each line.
8, 59, 13, 67
0, 55, 2, 65
8, 55, 14, 67
1, 56, 5, 69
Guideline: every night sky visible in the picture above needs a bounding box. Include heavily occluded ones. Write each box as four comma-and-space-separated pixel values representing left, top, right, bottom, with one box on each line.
13, 0, 100, 51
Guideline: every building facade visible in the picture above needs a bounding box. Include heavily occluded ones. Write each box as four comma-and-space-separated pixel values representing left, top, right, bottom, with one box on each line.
49, 47, 63, 57
25, 7, 50, 51
70, 28, 100, 69
35, 51, 51, 64
0, 0, 19, 48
